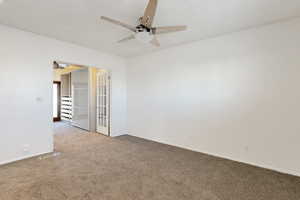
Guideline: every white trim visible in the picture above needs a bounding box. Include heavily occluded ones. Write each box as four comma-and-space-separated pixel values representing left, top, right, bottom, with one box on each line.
111, 130, 129, 137
198, 152, 300, 177
0, 150, 53, 166
128, 133, 300, 177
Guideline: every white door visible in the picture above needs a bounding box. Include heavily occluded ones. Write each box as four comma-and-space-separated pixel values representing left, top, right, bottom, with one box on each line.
97, 71, 110, 136
72, 69, 89, 131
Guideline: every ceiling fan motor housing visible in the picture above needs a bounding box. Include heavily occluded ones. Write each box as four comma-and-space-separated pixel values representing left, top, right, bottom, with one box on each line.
136, 24, 151, 33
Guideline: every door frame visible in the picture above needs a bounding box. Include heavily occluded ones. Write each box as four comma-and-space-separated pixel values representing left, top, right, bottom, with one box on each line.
53, 81, 61, 122
53, 61, 113, 135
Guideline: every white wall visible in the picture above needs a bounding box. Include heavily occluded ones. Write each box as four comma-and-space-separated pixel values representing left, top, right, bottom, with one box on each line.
127, 18, 300, 176
0, 25, 127, 165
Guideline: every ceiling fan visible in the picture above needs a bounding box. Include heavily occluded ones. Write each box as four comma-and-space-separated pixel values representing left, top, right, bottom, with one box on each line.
101, 0, 187, 47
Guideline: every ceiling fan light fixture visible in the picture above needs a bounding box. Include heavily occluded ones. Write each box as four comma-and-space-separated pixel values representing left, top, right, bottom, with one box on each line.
135, 32, 154, 43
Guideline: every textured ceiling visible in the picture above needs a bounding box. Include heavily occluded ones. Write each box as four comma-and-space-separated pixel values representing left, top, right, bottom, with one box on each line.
0, 0, 300, 57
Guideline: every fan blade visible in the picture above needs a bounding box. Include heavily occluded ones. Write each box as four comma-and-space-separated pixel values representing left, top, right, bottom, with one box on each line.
141, 0, 158, 28
118, 35, 135, 43
150, 37, 160, 47
101, 16, 136, 32
153, 26, 187, 35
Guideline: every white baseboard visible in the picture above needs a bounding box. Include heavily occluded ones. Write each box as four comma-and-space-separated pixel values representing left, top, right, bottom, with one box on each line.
2, 134, 299, 178
128, 133, 300, 178
0, 150, 53, 166
111, 130, 129, 137
193, 149, 300, 178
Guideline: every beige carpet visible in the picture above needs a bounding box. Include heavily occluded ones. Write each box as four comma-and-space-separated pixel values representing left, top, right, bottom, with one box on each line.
0, 122, 299, 200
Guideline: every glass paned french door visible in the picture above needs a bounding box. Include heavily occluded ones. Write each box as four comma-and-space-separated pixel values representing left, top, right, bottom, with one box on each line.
97, 71, 110, 136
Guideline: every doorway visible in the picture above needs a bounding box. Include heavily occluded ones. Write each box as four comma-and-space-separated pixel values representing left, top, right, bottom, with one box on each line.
53, 61, 111, 136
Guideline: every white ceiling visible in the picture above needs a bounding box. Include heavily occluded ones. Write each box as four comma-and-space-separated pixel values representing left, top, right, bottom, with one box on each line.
0, 0, 300, 57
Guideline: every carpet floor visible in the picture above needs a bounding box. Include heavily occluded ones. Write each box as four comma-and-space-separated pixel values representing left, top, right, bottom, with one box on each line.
0, 122, 300, 200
